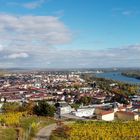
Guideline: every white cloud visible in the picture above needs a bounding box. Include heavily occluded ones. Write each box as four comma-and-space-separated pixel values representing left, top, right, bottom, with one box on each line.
112, 8, 139, 16
6, 53, 29, 59
0, 44, 3, 51
23, 0, 46, 9
7, 0, 46, 9
19, 45, 139, 68
0, 13, 73, 67
0, 43, 140, 68
122, 11, 132, 16
0, 14, 72, 51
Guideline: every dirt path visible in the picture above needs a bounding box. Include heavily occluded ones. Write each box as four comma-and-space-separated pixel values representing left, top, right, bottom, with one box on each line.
34, 121, 73, 140
34, 123, 57, 140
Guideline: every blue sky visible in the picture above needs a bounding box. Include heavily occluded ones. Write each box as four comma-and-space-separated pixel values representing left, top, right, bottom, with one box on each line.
0, 0, 140, 68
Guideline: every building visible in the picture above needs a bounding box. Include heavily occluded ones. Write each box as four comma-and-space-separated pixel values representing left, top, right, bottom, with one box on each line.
116, 111, 139, 121
57, 102, 72, 115
97, 110, 114, 121
72, 108, 95, 117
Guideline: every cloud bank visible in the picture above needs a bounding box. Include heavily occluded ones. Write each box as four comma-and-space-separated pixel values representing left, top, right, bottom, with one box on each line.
0, 14, 140, 68
6, 53, 29, 59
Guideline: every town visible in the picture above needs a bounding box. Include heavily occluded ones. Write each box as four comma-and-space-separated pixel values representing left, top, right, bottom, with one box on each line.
0, 70, 140, 122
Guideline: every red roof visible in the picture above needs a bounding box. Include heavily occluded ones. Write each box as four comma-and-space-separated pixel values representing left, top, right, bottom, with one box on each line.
117, 111, 138, 116
99, 110, 114, 115
118, 106, 126, 110
30, 93, 47, 98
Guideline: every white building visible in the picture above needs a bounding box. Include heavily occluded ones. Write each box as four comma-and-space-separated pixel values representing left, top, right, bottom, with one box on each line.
97, 111, 115, 121
58, 103, 72, 115
72, 108, 95, 117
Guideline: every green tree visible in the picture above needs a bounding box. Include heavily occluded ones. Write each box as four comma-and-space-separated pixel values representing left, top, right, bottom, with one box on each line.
33, 101, 56, 117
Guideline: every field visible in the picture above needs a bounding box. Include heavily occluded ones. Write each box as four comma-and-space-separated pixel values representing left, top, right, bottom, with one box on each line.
51, 121, 140, 140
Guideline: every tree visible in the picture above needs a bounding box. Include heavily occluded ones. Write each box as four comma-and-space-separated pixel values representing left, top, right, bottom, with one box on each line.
33, 101, 56, 117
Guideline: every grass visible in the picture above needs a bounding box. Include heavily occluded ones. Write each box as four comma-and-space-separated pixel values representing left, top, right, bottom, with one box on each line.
0, 127, 17, 140
20, 116, 55, 130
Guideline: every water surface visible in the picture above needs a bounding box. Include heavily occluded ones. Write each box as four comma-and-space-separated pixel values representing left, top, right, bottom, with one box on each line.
96, 72, 140, 84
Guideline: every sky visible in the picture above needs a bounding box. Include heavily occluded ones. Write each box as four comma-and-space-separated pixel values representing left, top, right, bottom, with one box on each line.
0, 0, 140, 68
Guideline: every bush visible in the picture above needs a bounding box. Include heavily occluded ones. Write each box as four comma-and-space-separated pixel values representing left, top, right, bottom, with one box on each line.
33, 101, 56, 117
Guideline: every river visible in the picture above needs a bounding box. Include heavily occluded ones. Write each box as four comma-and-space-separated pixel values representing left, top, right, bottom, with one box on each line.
95, 72, 140, 84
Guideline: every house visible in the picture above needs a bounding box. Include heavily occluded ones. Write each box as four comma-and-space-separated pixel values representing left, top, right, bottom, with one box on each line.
95, 107, 110, 115
132, 96, 140, 102
93, 95, 106, 104
6, 96, 22, 102
97, 110, 114, 121
95, 107, 103, 115
118, 106, 126, 111
110, 83, 118, 87
116, 111, 139, 121
28, 93, 50, 101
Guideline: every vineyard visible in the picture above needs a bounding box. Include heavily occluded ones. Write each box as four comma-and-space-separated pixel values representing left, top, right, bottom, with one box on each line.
0, 112, 55, 140
51, 121, 140, 140
0, 112, 24, 126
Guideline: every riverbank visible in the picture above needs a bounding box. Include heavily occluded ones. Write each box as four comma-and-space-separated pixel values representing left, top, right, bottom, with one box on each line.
122, 72, 140, 80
